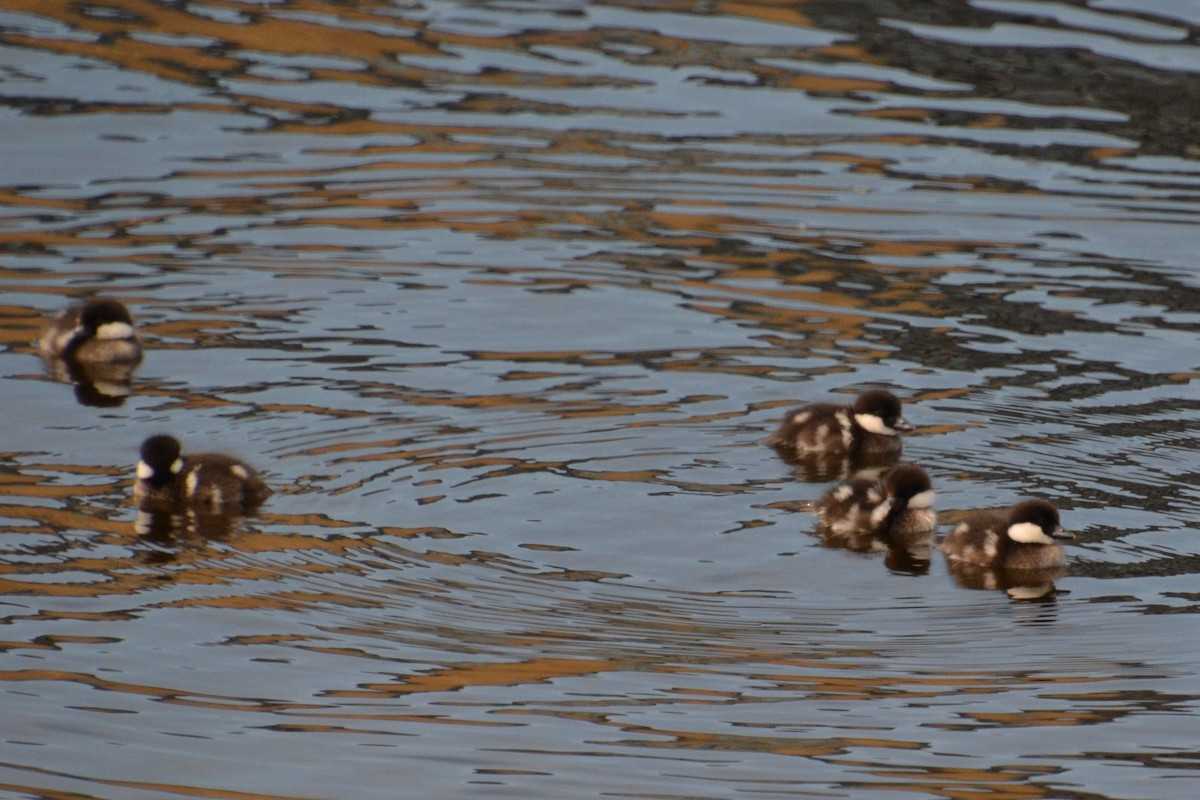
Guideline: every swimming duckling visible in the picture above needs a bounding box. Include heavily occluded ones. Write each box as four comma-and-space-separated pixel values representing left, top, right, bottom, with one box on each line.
939, 499, 1073, 571
134, 434, 272, 512
813, 463, 936, 552
770, 389, 912, 462
38, 298, 142, 364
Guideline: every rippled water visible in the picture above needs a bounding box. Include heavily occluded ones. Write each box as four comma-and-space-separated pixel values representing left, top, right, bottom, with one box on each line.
2, 1, 1199, 797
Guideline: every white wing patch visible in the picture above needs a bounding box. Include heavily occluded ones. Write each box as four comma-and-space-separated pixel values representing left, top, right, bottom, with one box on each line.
833, 484, 853, 501
791, 410, 811, 425
869, 498, 893, 526
983, 530, 1000, 559
185, 468, 200, 497
830, 509, 859, 534
834, 411, 853, 447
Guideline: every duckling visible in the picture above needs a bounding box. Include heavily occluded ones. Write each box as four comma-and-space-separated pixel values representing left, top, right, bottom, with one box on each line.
813, 463, 936, 552
939, 499, 1073, 571
38, 298, 142, 364
770, 389, 912, 462
134, 434, 272, 512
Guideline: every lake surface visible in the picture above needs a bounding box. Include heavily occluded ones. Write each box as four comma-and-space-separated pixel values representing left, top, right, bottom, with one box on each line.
2, 1, 1199, 797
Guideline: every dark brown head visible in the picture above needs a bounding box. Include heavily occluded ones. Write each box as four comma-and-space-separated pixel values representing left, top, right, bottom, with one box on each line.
137, 435, 183, 487
852, 390, 912, 436
80, 299, 135, 334
885, 463, 935, 509
1006, 499, 1072, 545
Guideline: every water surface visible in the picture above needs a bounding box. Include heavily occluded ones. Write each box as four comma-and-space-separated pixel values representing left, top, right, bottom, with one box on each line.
2, 1, 1199, 798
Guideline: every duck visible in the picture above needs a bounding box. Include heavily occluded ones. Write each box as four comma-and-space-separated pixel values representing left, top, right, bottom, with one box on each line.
38, 298, 142, 364
134, 434, 272, 512
812, 463, 936, 552
769, 389, 912, 463
939, 499, 1073, 571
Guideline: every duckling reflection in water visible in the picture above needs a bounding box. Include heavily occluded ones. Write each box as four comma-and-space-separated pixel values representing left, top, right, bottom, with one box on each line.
783, 449, 903, 484
135, 507, 252, 545
135, 435, 272, 513
947, 564, 1066, 602
812, 464, 937, 566
44, 355, 139, 407
37, 298, 142, 406
940, 499, 1074, 600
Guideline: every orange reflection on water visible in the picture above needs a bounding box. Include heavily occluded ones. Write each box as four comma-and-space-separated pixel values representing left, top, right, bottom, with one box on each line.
329, 656, 616, 699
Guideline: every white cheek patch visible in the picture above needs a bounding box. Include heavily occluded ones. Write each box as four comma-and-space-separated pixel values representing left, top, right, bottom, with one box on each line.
866, 488, 883, 503
833, 484, 853, 501
854, 413, 896, 436
95, 321, 135, 340
136, 461, 154, 480
171, 458, 183, 475
1008, 521, 1056, 545
908, 490, 936, 509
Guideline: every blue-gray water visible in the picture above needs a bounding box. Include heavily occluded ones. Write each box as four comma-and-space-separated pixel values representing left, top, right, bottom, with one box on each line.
2, 1, 1199, 797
